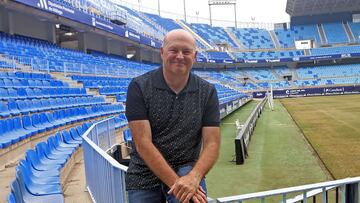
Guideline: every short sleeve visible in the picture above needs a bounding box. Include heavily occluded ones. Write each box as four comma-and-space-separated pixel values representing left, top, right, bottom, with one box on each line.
202, 86, 220, 127
125, 80, 148, 121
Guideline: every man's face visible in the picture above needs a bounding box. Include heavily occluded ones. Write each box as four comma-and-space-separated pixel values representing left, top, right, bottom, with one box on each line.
160, 35, 197, 76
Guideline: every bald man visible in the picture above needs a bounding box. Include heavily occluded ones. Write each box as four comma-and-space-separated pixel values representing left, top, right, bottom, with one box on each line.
125, 29, 220, 203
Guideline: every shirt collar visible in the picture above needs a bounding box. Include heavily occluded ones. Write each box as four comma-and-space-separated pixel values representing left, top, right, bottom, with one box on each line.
153, 67, 198, 93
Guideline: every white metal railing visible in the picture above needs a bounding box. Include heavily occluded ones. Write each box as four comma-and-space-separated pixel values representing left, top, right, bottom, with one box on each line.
216, 177, 360, 203
82, 117, 128, 203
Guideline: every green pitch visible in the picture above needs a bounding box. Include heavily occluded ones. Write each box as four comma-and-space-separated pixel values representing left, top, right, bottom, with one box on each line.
280, 94, 360, 179
207, 99, 331, 199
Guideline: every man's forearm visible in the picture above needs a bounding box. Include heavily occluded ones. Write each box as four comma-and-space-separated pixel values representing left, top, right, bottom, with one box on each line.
129, 120, 179, 188
136, 140, 179, 187
190, 127, 220, 182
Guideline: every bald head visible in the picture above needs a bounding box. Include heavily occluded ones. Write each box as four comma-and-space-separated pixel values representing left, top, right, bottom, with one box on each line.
162, 29, 196, 50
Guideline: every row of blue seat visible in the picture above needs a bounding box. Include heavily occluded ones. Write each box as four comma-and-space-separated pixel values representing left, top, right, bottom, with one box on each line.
0, 96, 106, 118
114, 113, 128, 130
82, 80, 131, 88
8, 123, 91, 203
0, 78, 67, 88
99, 87, 128, 95
0, 71, 52, 79
116, 94, 126, 103
0, 87, 88, 100
0, 104, 124, 148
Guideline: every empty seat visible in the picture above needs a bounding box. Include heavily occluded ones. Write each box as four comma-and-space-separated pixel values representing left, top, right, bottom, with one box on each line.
123, 128, 133, 143
0, 101, 11, 117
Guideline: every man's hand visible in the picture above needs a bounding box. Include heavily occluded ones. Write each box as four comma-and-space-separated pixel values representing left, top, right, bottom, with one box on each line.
168, 173, 207, 203
191, 187, 208, 203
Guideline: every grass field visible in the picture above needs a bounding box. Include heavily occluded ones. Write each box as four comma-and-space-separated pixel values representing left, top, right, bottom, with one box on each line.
207, 99, 331, 199
280, 94, 360, 179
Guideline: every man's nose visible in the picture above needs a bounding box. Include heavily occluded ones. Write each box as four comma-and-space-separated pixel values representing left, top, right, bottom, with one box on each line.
175, 51, 184, 59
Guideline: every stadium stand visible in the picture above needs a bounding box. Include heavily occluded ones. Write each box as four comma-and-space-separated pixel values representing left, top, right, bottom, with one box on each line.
2, 0, 360, 202
188, 23, 238, 48
322, 22, 349, 44
274, 24, 321, 48
234, 50, 304, 60
348, 22, 360, 42
229, 27, 275, 49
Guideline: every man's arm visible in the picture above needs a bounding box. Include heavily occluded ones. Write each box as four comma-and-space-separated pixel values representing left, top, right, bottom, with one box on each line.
129, 120, 208, 203
128, 120, 178, 187
169, 126, 220, 202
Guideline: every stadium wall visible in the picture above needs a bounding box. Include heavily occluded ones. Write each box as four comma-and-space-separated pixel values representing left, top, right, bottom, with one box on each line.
291, 12, 354, 26
253, 85, 360, 98
84, 32, 108, 53
0, 10, 56, 43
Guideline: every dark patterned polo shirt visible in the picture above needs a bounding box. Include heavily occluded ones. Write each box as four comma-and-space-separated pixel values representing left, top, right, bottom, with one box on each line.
125, 67, 220, 190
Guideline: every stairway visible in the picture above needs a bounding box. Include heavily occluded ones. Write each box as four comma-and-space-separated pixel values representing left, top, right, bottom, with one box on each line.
52, 72, 114, 103
176, 20, 213, 50
138, 12, 167, 36
317, 24, 328, 46
224, 28, 246, 50
271, 68, 282, 81
269, 30, 281, 49
343, 22, 355, 43
0, 54, 32, 71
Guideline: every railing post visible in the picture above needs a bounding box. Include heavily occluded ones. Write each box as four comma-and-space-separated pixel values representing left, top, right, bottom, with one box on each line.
322, 187, 327, 203
346, 183, 359, 203
107, 119, 111, 149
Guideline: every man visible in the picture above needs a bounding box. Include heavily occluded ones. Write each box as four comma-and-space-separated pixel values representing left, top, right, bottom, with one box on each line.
125, 29, 220, 203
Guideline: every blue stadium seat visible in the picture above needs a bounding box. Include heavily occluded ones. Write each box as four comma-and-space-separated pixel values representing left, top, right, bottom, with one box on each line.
35, 143, 67, 167
70, 128, 82, 142
31, 114, 46, 133
8, 99, 21, 116
123, 128, 132, 143
54, 132, 77, 151
7, 88, 18, 98
10, 180, 24, 203
25, 149, 62, 172
0, 87, 9, 99
22, 115, 39, 136
0, 101, 11, 117
61, 130, 81, 146
15, 170, 64, 201
18, 159, 60, 184
7, 192, 16, 203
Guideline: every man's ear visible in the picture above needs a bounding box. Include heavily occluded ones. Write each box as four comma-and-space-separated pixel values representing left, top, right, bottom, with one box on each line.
160, 47, 164, 59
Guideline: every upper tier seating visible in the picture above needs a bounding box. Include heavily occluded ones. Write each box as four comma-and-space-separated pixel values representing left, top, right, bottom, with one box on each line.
322, 22, 349, 44
230, 28, 275, 49
310, 45, 360, 56
235, 50, 304, 60
273, 66, 292, 76
0, 32, 157, 76
348, 22, 360, 43
243, 68, 277, 81
117, 5, 164, 40
144, 13, 182, 32
206, 52, 233, 61
296, 64, 360, 79
274, 25, 321, 48
189, 23, 238, 48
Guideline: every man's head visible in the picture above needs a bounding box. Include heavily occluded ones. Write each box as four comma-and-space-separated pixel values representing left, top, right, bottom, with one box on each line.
160, 29, 197, 76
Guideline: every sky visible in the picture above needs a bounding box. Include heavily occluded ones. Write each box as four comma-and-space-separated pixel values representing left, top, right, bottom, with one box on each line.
114, 0, 290, 27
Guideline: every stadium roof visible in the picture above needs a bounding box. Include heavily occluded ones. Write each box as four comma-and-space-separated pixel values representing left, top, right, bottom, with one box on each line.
286, 0, 360, 17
